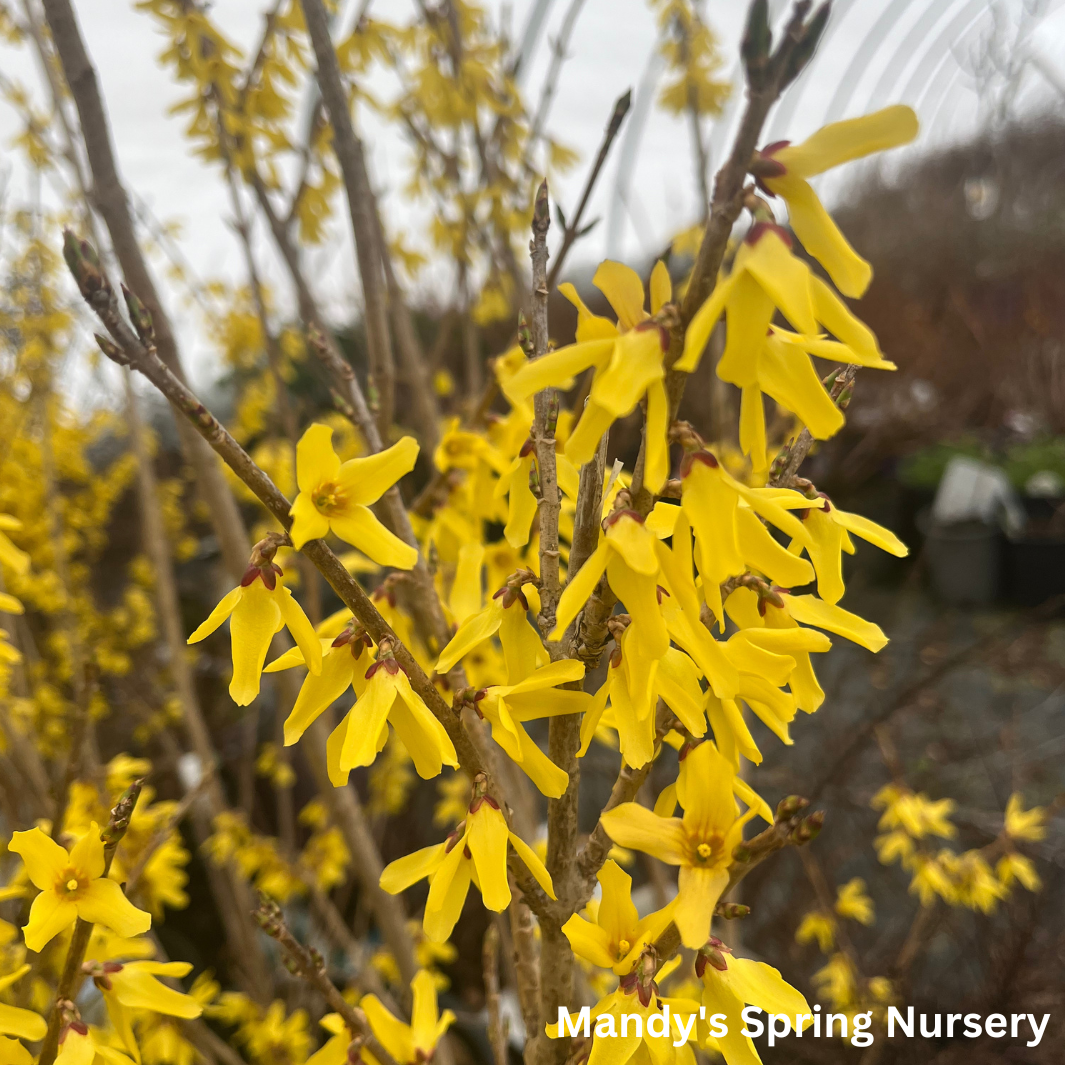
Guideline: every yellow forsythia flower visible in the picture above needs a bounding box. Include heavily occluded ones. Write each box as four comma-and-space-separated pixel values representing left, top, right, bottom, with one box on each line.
362, 970, 455, 1064
289, 423, 419, 567
600, 741, 754, 948
9, 824, 151, 952
187, 544, 322, 707
562, 859, 675, 976
380, 787, 555, 943
753, 105, 919, 297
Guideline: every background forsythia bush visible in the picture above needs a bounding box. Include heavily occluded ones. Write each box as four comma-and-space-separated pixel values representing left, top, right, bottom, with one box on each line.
0, 2, 1060, 1065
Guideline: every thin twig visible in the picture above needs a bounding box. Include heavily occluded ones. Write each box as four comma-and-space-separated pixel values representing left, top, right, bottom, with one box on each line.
769, 365, 856, 488
254, 896, 399, 1065
124, 769, 213, 897
545, 90, 632, 293
300, 0, 395, 437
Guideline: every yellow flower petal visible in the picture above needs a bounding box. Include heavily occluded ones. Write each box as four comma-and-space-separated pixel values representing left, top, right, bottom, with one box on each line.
799, 508, 846, 605
649, 260, 672, 314
380, 842, 448, 894
760, 333, 846, 440
329, 506, 418, 569
22, 890, 79, 953
76, 879, 151, 939
8, 828, 70, 891
186, 585, 243, 644
336, 436, 420, 508
775, 105, 919, 178
0, 1003, 45, 1043
559, 284, 619, 343
110, 963, 202, 1018
362, 995, 414, 1065
769, 172, 872, 297
742, 229, 817, 336
507, 831, 556, 900
390, 673, 459, 778
283, 645, 357, 745
781, 593, 887, 652
508, 339, 615, 400
678, 741, 735, 841
593, 260, 648, 330
551, 540, 610, 640
289, 491, 331, 550
561, 914, 615, 969
340, 670, 397, 771
675, 864, 729, 948
739, 386, 767, 472
296, 423, 342, 494
599, 804, 687, 865
676, 272, 734, 373
228, 583, 281, 706
450, 541, 485, 622
277, 587, 323, 675
466, 805, 511, 911
436, 600, 504, 674
833, 509, 908, 556
735, 507, 813, 588
69, 824, 105, 882
424, 841, 471, 943
717, 272, 775, 388
563, 399, 616, 468
503, 455, 538, 548
643, 378, 670, 494
720, 955, 811, 1021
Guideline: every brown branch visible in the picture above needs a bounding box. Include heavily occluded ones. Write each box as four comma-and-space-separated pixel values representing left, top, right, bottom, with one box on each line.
769, 365, 856, 488
37, 782, 143, 1065
299, 0, 395, 437
545, 90, 631, 293
254, 896, 399, 1065
508, 879, 542, 1044
124, 767, 213, 898
483, 925, 509, 1065
529, 181, 560, 631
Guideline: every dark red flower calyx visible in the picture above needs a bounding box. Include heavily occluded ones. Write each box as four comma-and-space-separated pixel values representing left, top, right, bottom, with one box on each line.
749, 142, 790, 194
365, 641, 401, 680
680, 449, 719, 478
332, 621, 372, 659
635, 317, 670, 353
241, 560, 283, 590
678, 736, 707, 761
603, 507, 644, 531
444, 822, 467, 852
745, 220, 793, 249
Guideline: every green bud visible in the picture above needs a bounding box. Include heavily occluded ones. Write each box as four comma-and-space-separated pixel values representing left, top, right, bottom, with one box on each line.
782, 3, 831, 89
775, 795, 810, 822
742, 0, 772, 86
121, 284, 154, 344
717, 902, 751, 920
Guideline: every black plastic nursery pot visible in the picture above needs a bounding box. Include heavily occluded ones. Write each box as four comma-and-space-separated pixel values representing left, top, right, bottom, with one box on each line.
1003, 533, 1065, 607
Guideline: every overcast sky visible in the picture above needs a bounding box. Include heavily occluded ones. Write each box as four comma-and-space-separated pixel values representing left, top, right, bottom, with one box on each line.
4, 0, 1065, 386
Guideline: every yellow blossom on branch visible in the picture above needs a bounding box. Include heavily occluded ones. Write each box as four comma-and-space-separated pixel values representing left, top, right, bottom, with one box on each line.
9, 825, 151, 952
289, 423, 419, 567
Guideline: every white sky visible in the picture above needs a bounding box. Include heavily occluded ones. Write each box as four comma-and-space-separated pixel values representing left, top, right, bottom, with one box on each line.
4, 0, 1065, 387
